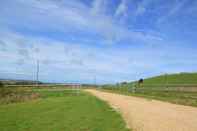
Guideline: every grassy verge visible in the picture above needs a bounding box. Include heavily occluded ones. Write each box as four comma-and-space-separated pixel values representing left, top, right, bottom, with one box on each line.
0, 89, 129, 131
100, 88, 197, 107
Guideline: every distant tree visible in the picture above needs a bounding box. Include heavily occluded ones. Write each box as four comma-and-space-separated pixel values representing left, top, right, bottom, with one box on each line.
0, 82, 4, 88
138, 78, 144, 88
138, 78, 144, 84
116, 82, 120, 86
121, 82, 127, 85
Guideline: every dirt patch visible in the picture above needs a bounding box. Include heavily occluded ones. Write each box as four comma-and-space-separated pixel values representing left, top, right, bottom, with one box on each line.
86, 89, 197, 131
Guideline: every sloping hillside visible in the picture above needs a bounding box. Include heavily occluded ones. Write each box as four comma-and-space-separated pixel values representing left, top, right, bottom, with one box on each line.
102, 72, 197, 107
142, 72, 197, 85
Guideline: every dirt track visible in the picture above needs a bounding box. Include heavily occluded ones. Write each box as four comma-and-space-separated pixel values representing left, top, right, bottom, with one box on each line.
86, 89, 197, 131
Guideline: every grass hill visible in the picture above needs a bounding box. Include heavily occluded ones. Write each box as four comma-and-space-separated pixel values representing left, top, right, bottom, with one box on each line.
103, 72, 197, 89
102, 72, 197, 107
142, 72, 197, 85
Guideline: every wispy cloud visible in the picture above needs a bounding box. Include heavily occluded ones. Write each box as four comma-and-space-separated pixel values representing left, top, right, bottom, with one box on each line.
0, 30, 144, 82
0, 40, 7, 51
115, 0, 128, 18
1, 28, 196, 83
0, 0, 163, 45
157, 0, 187, 23
91, 0, 107, 15
135, 0, 153, 17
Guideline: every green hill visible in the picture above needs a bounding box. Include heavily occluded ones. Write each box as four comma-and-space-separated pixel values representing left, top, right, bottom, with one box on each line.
104, 72, 197, 89
102, 72, 197, 107
124, 72, 197, 89
142, 72, 197, 85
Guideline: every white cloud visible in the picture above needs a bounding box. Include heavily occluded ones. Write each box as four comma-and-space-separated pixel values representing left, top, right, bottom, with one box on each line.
157, 0, 187, 23
0, 0, 163, 45
135, 6, 146, 16
115, 0, 128, 17
133, 0, 153, 17
91, 0, 107, 15
1, 29, 197, 83
0, 29, 169, 82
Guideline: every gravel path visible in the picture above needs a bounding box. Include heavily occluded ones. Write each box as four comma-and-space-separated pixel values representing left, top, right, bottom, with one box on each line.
86, 89, 197, 131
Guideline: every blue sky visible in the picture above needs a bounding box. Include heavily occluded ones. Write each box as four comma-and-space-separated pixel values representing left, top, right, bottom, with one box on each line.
0, 0, 197, 84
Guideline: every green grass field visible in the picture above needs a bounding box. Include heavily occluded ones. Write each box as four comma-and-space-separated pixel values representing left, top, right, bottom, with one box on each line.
0, 89, 129, 131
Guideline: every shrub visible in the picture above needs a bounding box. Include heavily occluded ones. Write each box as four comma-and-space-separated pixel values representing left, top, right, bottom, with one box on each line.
0, 82, 4, 88
0, 87, 40, 104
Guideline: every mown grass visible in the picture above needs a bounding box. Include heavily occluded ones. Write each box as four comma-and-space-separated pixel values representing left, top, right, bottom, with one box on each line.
0, 89, 129, 131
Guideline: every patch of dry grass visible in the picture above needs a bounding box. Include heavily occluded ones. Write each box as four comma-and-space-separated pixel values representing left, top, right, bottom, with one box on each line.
0, 87, 40, 104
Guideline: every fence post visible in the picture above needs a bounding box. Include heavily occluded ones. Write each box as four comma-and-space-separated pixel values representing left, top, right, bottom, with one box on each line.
132, 83, 136, 93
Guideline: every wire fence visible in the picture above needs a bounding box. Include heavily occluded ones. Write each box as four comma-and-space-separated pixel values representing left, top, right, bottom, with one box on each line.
102, 83, 197, 93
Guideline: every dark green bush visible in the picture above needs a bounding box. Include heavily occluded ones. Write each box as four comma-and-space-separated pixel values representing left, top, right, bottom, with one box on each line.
0, 82, 4, 88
